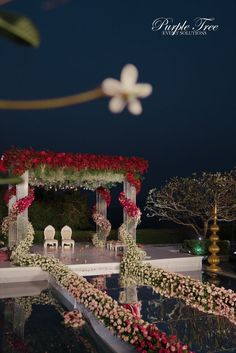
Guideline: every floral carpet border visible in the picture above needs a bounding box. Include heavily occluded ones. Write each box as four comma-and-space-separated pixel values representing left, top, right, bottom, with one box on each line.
119, 228, 236, 325
11, 223, 193, 353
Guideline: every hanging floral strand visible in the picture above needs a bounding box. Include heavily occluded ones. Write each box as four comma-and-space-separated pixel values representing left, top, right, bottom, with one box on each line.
118, 192, 141, 220
92, 206, 111, 248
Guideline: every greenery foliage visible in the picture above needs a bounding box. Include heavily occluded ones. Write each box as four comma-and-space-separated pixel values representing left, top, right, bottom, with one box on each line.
0, 187, 91, 240
29, 189, 91, 230
31, 228, 189, 244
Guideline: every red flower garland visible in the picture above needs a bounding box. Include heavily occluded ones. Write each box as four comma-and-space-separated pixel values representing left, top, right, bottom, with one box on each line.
2, 187, 35, 235
96, 187, 111, 206
126, 172, 141, 194
66, 274, 193, 353
64, 310, 85, 328
13, 188, 35, 214
2, 148, 149, 176
119, 192, 141, 219
0, 160, 7, 172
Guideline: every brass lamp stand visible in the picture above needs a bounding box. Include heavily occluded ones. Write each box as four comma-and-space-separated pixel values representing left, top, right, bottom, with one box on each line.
207, 204, 221, 273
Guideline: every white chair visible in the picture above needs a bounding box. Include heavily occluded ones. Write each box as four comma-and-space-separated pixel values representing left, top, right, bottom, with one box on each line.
61, 225, 75, 249
109, 241, 127, 255
44, 225, 58, 249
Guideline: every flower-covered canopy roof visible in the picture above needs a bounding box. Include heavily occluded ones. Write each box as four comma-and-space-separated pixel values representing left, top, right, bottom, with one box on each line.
2, 148, 148, 190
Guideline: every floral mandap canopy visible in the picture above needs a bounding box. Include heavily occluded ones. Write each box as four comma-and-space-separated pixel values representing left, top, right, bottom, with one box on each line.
2, 148, 148, 191
2, 148, 148, 246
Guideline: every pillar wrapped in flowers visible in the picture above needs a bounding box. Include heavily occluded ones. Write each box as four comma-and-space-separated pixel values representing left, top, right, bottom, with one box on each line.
2, 172, 34, 247
119, 179, 141, 242
123, 180, 137, 240
16, 171, 29, 244
92, 187, 111, 248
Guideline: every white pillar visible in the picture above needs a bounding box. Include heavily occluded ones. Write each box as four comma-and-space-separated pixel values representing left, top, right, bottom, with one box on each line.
123, 180, 137, 242
96, 191, 107, 240
16, 171, 29, 244
8, 185, 17, 248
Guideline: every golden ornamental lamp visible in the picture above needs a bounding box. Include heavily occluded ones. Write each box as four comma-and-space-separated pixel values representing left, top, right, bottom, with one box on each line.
207, 204, 221, 272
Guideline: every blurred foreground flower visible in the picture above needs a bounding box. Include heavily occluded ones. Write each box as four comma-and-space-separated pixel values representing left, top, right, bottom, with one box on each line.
102, 64, 152, 115
0, 64, 152, 115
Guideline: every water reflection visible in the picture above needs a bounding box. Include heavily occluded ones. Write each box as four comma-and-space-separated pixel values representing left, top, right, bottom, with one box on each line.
140, 288, 236, 353
87, 274, 236, 353
0, 291, 100, 353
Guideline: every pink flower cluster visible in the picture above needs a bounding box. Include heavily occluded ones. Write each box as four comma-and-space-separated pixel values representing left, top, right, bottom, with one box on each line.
62, 273, 194, 353
92, 207, 111, 237
119, 192, 141, 219
150, 267, 236, 324
64, 310, 85, 328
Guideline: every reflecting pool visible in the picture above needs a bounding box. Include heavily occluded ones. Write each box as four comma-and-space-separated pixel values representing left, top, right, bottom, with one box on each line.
0, 290, 109, 353
0, 272, 235, 353
87, 273, 236, 353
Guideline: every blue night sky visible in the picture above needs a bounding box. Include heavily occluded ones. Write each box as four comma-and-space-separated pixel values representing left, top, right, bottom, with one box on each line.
0, 0, 236, 198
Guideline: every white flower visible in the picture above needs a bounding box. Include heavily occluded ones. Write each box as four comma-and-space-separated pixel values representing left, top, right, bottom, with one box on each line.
101, 64, 152, 115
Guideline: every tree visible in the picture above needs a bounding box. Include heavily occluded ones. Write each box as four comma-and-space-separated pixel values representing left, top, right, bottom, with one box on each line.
145, 170, 236, 239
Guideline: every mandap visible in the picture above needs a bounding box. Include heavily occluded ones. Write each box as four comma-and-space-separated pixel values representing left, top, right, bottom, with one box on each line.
1, 148, 148, 248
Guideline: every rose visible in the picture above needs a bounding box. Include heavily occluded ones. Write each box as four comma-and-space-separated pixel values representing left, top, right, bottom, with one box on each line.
3, 148, 149, 175
0, 160, 7, 172
96, 187, 111, 206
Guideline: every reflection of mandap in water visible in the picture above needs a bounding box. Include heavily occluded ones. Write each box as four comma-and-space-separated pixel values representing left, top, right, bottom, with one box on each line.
118, 285, 141, 319
2, 291, 98, 353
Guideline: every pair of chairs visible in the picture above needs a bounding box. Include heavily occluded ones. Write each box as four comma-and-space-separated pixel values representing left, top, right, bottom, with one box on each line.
44, 225, 75, 249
